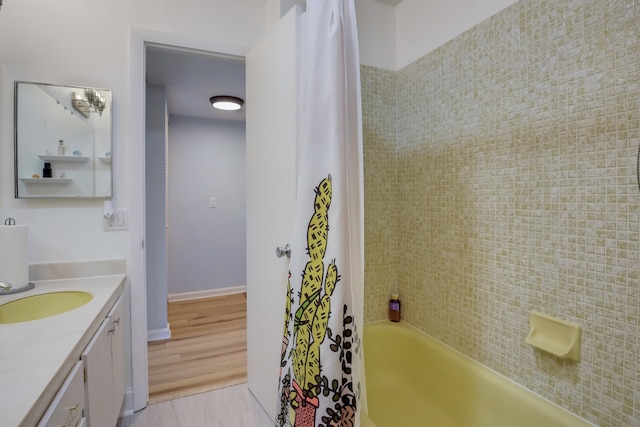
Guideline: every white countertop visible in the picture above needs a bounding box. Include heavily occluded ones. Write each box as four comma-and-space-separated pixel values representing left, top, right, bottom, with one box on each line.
0, 274, 125, 427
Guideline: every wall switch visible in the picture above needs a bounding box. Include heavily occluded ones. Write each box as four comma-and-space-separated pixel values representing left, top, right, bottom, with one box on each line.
104, 209, 128, 231
209, 197, 217, 208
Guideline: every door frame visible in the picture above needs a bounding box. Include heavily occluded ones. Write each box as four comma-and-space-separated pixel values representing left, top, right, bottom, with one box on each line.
127, 28, 252, 412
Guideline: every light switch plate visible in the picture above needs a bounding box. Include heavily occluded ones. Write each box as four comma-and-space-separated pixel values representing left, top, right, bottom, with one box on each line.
104, 209, 128, 231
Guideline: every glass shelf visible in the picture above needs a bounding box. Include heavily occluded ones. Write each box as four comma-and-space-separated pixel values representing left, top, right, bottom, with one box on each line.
20, 178, 72, 184
38, 155, 89, 162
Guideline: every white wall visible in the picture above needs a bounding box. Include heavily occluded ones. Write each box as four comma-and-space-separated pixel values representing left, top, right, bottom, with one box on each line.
145, 84, 168, 335
355, 0, 396, 70
395, 0, 520, 69
354, 0, 520, 71
266, 0, 307, 28
167, 116, 246, 295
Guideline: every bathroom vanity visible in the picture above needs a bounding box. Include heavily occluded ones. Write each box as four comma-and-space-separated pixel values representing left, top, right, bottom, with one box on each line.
0, 273, 125, 427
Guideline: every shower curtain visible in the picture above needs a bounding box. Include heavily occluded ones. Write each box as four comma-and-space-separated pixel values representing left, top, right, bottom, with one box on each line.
275, 1, 365, 426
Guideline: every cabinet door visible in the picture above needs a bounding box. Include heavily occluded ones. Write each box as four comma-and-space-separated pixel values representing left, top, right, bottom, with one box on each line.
37, 361, 85, 427
81, 317, 111, 427
108, 296, 125, 418
82, 296, 125, 427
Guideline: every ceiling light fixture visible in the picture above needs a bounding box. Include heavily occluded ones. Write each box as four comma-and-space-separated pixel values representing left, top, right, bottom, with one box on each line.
72, 89, 107, 117
210, 96, 244, 111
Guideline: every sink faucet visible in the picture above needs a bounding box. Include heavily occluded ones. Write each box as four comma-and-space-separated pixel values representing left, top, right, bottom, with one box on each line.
0, 282, 13, 292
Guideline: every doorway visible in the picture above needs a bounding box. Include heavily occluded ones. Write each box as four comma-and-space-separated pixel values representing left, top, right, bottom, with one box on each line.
143, 43, 248, 401
129, 13, 299, 412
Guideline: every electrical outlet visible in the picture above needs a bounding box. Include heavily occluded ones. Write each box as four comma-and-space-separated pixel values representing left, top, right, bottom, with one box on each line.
104, 209, 128, 231
209, 197, 217, 208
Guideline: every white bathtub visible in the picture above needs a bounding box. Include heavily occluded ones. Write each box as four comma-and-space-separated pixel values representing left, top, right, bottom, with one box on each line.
363, 321, 594, 427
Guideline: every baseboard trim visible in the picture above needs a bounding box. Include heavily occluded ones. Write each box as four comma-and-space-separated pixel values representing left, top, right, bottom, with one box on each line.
168, 285, 246, 302
147, 323, 171, 342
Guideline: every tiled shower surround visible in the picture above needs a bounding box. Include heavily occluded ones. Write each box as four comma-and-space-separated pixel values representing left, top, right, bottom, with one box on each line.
362, 0, 639, 425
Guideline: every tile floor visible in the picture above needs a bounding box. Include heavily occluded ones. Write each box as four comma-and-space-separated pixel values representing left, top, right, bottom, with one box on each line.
118, 383, 274, 427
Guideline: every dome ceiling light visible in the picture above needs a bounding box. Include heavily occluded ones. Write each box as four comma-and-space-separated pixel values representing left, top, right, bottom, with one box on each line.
210, 95, 244, 111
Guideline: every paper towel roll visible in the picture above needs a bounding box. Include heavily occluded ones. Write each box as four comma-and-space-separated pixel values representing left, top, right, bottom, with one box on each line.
0, 224, 29, 288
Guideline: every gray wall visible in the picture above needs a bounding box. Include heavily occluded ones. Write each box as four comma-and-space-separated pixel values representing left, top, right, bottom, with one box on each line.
145, 84, 169, 334
168, 116, 246, 295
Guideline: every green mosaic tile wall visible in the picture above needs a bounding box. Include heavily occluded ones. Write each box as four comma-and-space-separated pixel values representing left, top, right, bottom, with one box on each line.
362, 66, 398, 323
362, 1, 639, 425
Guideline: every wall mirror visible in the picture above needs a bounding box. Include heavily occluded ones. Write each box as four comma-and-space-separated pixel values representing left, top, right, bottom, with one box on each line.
14, 81, 113, 198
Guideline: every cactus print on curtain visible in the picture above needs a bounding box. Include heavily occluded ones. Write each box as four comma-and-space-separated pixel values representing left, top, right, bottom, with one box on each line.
277, 176, 360, 427
275, 1, 365, 426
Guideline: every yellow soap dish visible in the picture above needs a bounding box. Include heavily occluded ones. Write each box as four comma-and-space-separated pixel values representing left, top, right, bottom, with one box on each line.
525, 311, 581, 361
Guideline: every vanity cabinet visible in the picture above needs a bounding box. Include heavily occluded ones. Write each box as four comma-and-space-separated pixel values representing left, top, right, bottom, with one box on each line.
81, 295, 125, 427
1, 274, 125, 427
37, 361, 85, 427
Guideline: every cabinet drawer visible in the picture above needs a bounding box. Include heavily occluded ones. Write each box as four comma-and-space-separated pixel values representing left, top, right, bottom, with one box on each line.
37, 361, 85, 427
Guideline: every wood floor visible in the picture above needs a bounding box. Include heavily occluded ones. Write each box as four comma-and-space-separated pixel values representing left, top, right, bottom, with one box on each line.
147, 293, 247, 404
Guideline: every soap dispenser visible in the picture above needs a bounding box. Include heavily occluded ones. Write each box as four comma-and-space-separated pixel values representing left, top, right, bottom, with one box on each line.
58, 139, 65, 156
389, 293, 401, 322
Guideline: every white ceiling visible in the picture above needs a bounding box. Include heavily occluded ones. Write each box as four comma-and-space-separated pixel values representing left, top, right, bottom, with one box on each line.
145, 45, 246, 122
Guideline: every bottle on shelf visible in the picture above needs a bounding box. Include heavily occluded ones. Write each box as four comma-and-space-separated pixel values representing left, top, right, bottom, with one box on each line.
42, 162, 52, 178
58, 140, 65, 156
389, 293, 401, 322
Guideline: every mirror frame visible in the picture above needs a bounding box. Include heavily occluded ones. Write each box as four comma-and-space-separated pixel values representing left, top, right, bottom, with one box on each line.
14, 81, 113, 199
